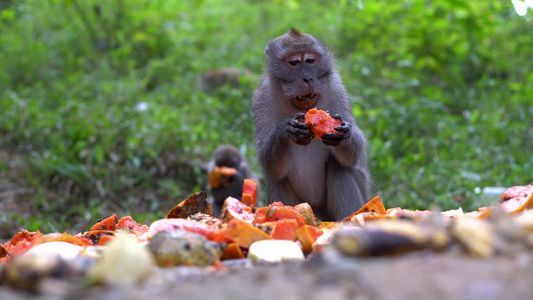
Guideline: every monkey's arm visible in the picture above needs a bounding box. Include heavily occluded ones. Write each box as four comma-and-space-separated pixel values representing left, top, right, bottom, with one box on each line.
255, 113, 314, 180
253, 86, 289, 181
321, 79, 367, 167
253, 80, 315, 180
324, 119, 367, 167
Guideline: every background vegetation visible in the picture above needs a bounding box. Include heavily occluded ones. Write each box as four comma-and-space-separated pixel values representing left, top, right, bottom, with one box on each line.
1, 0, 532, 238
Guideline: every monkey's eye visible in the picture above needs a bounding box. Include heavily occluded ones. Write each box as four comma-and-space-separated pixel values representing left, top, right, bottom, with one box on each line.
288, 58, 300, 66
286, 54, 301, 66
304, 53, 317, 64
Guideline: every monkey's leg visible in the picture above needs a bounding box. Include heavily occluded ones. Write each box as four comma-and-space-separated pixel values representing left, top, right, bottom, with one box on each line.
210, 196, 223, 217
210, 174, 245, 215
266, 179, 304, 207
326, 157, 369, 220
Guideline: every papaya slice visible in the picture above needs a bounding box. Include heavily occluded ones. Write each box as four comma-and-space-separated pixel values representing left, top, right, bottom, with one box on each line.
219, 197, 255, 224
242, 179, 258, 207
116, 216, 150, 242
476, 185, 533, 217
294, 203, 316, 226
297, 225, 324, 253
304, 107, 341, 140
220, 242, 245, 260
208, 166, 237, 189
5, 230, 43, 258
349, 212, 384, 226
357, 195, 387, 215
317, 221, 340, 232
95, 234, 115, 246
270, 219, 299, 241
222, 218, 271, 248
167, 190, 214, 219
188, 213, 224, 227
148, 218, 231, 243
343, 195, 387, 222
117, 216, 149, 235
500, 185, 533, 203
255, 201, 284, 220
91, 214, 118, 231
255, 207, 268, 219
254, 205, 305, 227
499, 185, 533, 213
83, 230, 116, 246
34, 233, 92, 247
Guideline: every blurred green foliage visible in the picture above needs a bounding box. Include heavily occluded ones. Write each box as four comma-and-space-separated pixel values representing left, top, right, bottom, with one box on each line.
0, 0, 532, 236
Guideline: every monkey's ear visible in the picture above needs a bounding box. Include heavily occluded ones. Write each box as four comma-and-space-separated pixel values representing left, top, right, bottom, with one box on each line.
264, 46, 269, 55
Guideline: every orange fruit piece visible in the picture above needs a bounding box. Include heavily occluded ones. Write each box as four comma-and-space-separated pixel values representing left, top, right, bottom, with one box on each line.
208, 166, 237, 189
242, 179, 258, 207
304, 107, 341, 140
343, 195, 386, 222
91, 214, 118, 231
297, 225, 324, 253
166, 190, 214, 219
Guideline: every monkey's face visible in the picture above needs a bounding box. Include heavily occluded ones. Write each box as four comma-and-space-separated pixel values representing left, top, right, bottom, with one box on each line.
265, 30, 334, 111
281, 52, 321, 110
215, 153, 240, 169
212, 145, 243, 169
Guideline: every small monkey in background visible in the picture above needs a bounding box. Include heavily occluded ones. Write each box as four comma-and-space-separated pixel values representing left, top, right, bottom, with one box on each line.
200, 68, 253, 93
207, 145, 257, 216
252, 29, 370, 221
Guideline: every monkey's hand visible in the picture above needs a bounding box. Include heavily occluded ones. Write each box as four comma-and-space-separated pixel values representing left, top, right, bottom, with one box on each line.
322, 114, 350, 146
286, 113, 313, 146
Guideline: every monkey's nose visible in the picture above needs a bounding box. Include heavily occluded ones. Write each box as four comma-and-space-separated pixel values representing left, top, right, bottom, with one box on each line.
303, 76, 313, 83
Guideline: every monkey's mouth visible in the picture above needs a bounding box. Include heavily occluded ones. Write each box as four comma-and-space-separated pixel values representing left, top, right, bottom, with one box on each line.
292, 93, 318, 110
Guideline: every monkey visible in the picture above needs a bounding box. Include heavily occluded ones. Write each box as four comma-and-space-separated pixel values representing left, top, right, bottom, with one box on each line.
199, 68, 254, 93
252, 29, 370, 221
207, 144, 257, 216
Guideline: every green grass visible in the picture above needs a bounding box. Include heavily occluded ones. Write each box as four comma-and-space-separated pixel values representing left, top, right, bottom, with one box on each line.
0, 0, 532, 237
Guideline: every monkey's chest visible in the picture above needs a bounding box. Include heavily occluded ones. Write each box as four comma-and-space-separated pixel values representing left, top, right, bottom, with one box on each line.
286, 141, 329, 206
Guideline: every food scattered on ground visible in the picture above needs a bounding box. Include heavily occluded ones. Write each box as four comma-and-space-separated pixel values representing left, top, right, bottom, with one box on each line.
2, 182, 533, 294
24, 241, 83, 260
343, 195, 387, 223
241, 179, 258, 207
247, 240, 304, 262
333, 216, 449, 256
148, 229, 223, 267
166, 190, 214, 218
90, 214, 118, 231
88, 235, 155, 287
219, 196, 255, 223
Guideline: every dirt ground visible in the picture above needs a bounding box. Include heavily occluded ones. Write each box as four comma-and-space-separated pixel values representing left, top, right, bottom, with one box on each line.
1, 250, 533, 300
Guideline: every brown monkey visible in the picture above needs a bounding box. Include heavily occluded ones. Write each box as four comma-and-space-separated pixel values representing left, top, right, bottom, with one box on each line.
200, 68, 253, 93
252, 29, 370, 221
207, 145, 257, 216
